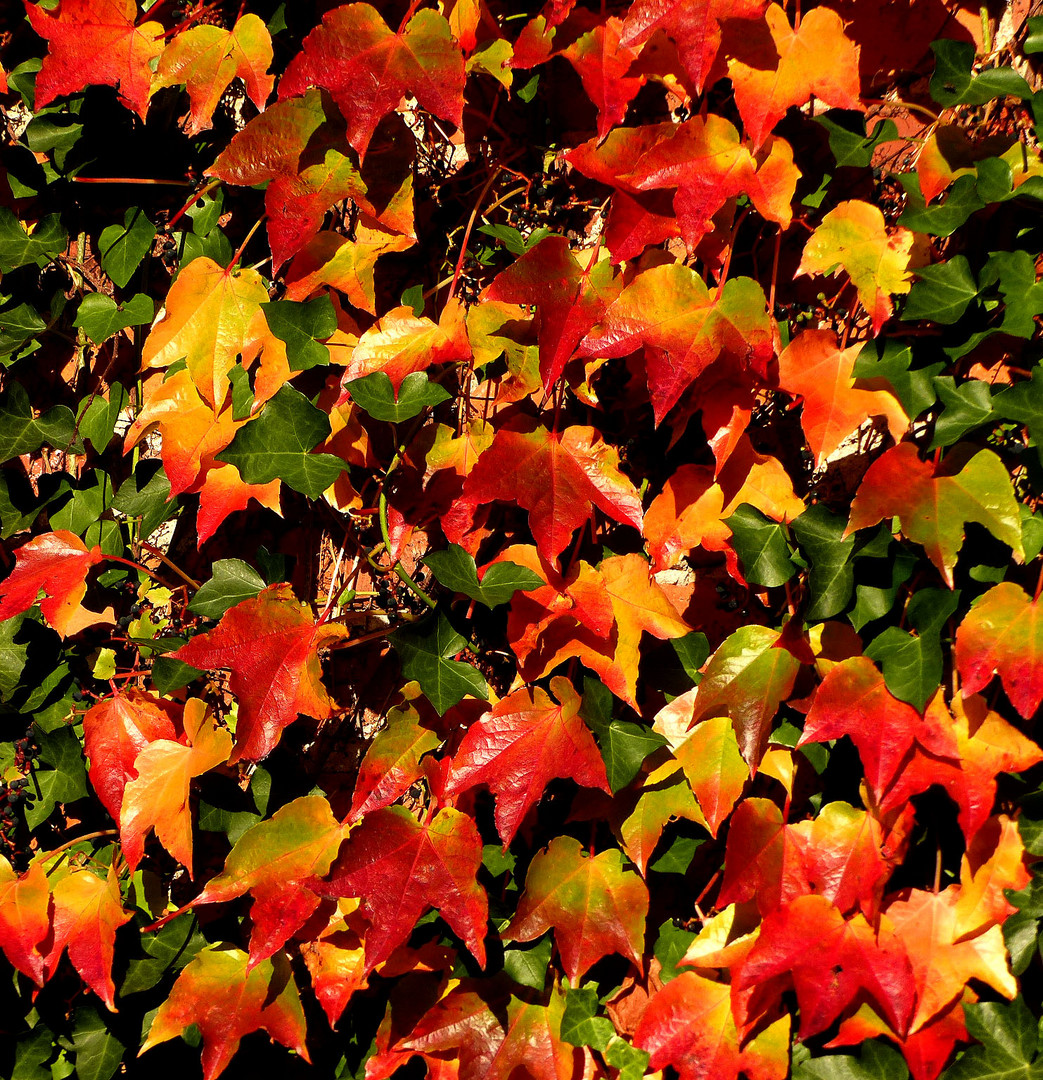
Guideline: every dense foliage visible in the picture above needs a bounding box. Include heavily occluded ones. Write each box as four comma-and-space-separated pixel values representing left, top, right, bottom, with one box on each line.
4, 1, 1043, 1078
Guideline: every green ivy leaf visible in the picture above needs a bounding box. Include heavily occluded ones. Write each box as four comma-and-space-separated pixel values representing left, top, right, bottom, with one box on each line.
929, 40, 1032, 107
898, 173, 984, 236
0, 209, 67, 272
653, 919, 696, 982
943, 998, 1043, 1079
68, 1005, 126, 1080
390, 611, 489, 714
261, 296, 337, 371
502, 934, 552, 990
0, 381, 78, 462
560, 987, 614, 1051
189, 559, 267, 620
217, 384, 347, 498
814, 111, 899, 169
78, 383, 129, 454
604, 1038, 651, 1080
792, 504, 855, 620
347, 371, 451, 422
98, 208, 155, 288
111, 461, 175, 540
72, 293, 153, 345
672, 631, 709, 685
902, 256, 978, 324
424, 544, 544, 607
725, 503, 795, 588
0, 302, 46, 357
852, 339, 943, 418
793, 1040, 909, 1080
26, 725, 88, 829
930, 377, 995, 448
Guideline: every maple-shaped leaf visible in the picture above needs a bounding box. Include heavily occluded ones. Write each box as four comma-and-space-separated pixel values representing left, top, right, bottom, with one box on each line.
887, 886, 1016, 1033
119, 698, 232, 874
659, 624, 802, 771
505, 835, 647, 982
314, 804, 487, 972
0, 529, 104, 637
672, 715, 749, 838
349, 699, 441, 822
445, 677, 609, 846
561, 17, 643, 139
578, 264, 774, 423
284, 224, 415, 312
189, 796, 345, 966
26, 0, 164, 120
140, 257, 273, 412
482, 235, 620, 392
881, 691, 1043, 845
82, 690, 180, 823
846, 445, 1024, 587
799, 200, 913, 334
460, 420, 643, 565
153, 14, 274, 135
279, 3, 465, 158
341, 299, 471, 392
735, 894, 915, 1039
799, 657, 958, 808
140, 947, 309, 1080
635, 970, 790, 1080
728, 3, 862, 148
0, 855, 51, 984
956, 581, 1043, 719
195, 462, 283, 547
170, 583, 348, 763
567, 117, 797, 264
715, 796, 800, 915
45, 862, 131, 1011
955, 815, 1030, 940
777, 328, 908, 468
619, 0, 766, 95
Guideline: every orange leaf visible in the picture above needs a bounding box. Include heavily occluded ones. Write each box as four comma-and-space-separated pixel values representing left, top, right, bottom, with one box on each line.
0, 855, 51, 984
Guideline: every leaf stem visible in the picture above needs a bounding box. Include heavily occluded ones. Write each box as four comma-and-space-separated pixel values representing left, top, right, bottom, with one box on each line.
378, 490, 437, 610
228, 215, 267, 271
137, 542, 201, 590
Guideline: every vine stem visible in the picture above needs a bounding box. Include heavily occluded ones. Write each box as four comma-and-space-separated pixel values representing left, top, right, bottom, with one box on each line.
42, 830, 119, 869
378, 490, 437, 610
447, 166, 503, 304
227, 215, 267, 271
167, 178, 221, 231
136, 542, 201, 590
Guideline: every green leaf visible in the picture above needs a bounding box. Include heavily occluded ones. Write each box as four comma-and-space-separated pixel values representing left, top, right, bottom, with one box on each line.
898, 173, 984, 236
902, 256, 978, 324
850, 550, 918, 633
217, 384, 347, 498
995, 364, 1043, 466
929, 40, 1032, 107
26, 725, 88, 829
0, 613, 29, 700
502, 934, 552, 990
792, 504, 855, 620
604, 1038, 651, 1080
78, 382, 129, 453
930, 377, 995, 448
865, 589, 960, 711
794, 1040, 909, 1080
400, 283, 425, 317
649, 833, 702, 875
390, 611, 489, 714
725, 503, 795, 588
852, 338, 943, 418
814, 111, 899, 169
943, 998, 1043, 1079
1017, 792, 1043, 857
261, 296, 337, 371
1004, 909, 1040, 977
672, 631, 709, 685
10, 1025, 55, 1080
0, 302, 46, 356
98, 207, 155, 288
347, 371, 451, 422
189, 559, 267, 620
72, 292, 153, 344
424, 544, 544, 607
653, 919, 696, 982
69, 1006, 126, 1080
477, 223, 529, 256
596, 720, 667, 793
227, 364, 255, 421
0, 380, 78, 462
560, 987, 614, 1051
111, 460, 176, 540
0, 209, 66, 272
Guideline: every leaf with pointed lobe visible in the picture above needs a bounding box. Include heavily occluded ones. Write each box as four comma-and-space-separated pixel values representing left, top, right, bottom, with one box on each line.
567, 116, 797, 262
672, 715, 749, 838
153, 14, 274, 135
778, 329, 909, 469
189, 559, 266, 621
279, 4, 465, 158
561, 17, 643, 139
349, 702, 441, 822
425, 544, 544, 608
26, 0, 164, 119
578, 264, 774, 423
462, 419, 643, 565
140, 947, 308, 1080
716, 796, 800, 915
170, 584, 348, 763
346, 371, 451, 423
482, 235, 621, 392
82, 690, 181, 823
445, 677, 609, 846
635, 969, 790, 1080
390, 611, 489, 715
928, 377, 995, 449
737, 894, 915, 1040
955, 815, 1030, 940
261, 296, 337, 373
728, 3, 862, 148
0, 208, 68, 273
620, 0, 766, 95
119, 699, 233, 875
799, 201, 913, 334
300, 900, 369, 1027
846, 445, 1023, 587
313, 804, 488, 972
956, 582, 1043, 719
45, 863, 131, 1012
0, 529, 104, 638
0, 855, 51, 984
505, 835, 647, 982
725, 503, 796, 588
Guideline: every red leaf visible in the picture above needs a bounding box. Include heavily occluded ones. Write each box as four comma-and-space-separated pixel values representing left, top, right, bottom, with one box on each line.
313, 805, 488, 972
279, 3, 465, 158
169, 583, 348, 763
445, 676, 609, 845
482, 235, 621, 392
0, 855, 51, 984
140, 948, 309, 1080
26, 0, 164, 119
955, 581, 1043, 719
461, 419, 644, 565
0, 530, 104, 638
561, 17, 644, 140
